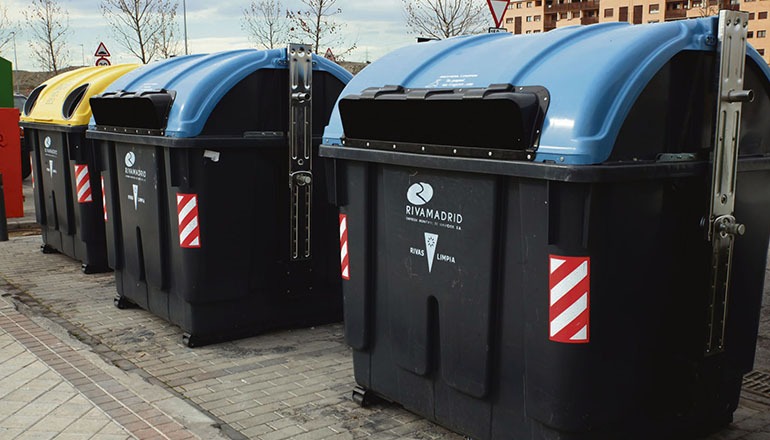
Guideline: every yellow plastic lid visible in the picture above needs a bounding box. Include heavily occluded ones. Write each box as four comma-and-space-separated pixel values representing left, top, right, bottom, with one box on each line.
20, 64, 139, 126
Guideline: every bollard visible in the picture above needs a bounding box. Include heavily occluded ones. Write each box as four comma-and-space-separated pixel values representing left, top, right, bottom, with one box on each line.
0, 174, 8, 241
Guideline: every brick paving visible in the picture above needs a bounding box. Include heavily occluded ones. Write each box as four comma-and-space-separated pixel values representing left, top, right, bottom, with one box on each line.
0, 299, 132, 440
0, 234, 769, 439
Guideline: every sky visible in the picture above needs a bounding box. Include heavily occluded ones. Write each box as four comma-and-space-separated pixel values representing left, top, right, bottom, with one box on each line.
0, 0, 460, 71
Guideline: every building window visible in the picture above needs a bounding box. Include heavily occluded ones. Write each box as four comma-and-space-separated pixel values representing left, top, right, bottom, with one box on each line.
534, 15, 541, 21
526, 1, 533, 7
759, 49, 766, 55
572, 11, 580, 18
604, 8, 613, 17
516, 2, 523, 8
648, 19, 659, 23
758, 30, 767, 38
748, 31, 754, 38
526, 30, 532, 34
750, 13, 756, 20
526, 15, 533, 22
536, 1, 542, 6
506, 17, 514, 24
619, 6, 628, 22
760, 12, 768, 19
534, 30, 541, 33
560, 12, 568, 19
649, 4, 659, 13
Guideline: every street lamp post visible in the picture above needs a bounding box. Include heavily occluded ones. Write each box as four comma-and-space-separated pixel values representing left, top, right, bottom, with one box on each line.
80, 44, 85, 66
11, 31, 18, 94
183, 0, 189, 55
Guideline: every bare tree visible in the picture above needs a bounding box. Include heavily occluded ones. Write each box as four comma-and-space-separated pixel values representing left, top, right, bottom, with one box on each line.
242, 0, 289, 50
287, 0, 356, 60
0, 5, 15, 53
100, 0, 179, 63
155, 2, 181, 58
402, 0, 488, 39
23, 0, 71, 74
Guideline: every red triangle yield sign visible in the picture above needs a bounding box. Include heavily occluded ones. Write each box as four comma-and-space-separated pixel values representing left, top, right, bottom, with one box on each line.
487, 0, 511, 28
324, 48, 336, 62
94, 42, 110, 57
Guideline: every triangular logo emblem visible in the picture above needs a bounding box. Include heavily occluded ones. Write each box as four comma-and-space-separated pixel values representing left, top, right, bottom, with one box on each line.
424, 232, 438, 273
487, 0, 511, 28
94, 42, 110, 57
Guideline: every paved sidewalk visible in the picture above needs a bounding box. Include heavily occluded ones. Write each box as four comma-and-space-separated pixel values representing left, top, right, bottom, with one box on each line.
0, 283, 226, 440
0, 234, 769, 439
6, 178, 37, 232
0, 296, 132, 440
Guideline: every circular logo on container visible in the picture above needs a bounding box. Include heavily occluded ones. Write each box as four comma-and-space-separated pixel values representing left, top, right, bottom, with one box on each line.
124, 152, 136, 167
407, 182, 434, 206
44, 137, 52, 148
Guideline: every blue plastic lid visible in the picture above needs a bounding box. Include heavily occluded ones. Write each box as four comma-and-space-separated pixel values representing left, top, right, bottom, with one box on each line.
92, 49, 352, 138
323, 17, 770, 165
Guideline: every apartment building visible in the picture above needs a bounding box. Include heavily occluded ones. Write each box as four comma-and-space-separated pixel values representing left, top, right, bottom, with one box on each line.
502, 0, 770, 63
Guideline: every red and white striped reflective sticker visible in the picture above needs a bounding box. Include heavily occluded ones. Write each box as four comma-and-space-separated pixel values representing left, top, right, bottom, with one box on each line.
339, 214, 350, 280
74, 164, 93, 203
549, 255, 590, 343
101, 176, 107, 222
177, 193, 201, 248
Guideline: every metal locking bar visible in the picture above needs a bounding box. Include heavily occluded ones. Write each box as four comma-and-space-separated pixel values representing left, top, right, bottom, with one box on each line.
704, 10, 752, 356
288, 43, 313, 261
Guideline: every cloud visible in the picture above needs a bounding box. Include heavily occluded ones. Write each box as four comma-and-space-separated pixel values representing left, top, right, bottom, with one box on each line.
4, 0, 423, 70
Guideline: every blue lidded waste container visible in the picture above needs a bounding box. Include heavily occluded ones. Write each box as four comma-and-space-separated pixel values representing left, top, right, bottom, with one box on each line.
88, 46, 352, 347
320, 13, 770, 440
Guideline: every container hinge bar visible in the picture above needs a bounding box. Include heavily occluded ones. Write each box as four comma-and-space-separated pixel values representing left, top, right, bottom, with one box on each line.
704, 10, 751, 356
288, 43, 313, 261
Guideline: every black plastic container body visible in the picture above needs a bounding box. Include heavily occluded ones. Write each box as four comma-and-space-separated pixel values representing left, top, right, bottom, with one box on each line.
89, 68, 347, 346
319, 50, 770, 439
326, 156, 770, 440
26, 123, 109, 273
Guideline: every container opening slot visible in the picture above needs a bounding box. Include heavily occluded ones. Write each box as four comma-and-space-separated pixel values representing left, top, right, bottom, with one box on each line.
24, 85, 46, 116
90, 91, 174, 131
62, 84, 89, 120
338, 87, 546, 152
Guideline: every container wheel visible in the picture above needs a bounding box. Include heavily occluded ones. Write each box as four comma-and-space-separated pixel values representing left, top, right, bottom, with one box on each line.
113, 295, 132, 310
40, 244, 59, 254
352, 386, 376, 407
82, 263, 106, 274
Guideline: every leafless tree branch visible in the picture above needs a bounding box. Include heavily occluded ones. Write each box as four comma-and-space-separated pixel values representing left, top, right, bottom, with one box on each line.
155, 1, 181, 58
100, 0, 179, 63
23, 0, 71, 74
0, 5, 16, 54
287, 0, 356, 60
242, 0, 289, 50
402, 0, 488, 39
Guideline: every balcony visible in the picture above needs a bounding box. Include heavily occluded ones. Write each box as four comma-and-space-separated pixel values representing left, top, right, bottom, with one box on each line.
546, 0, 600, 13
581, 16, 599, 24
544, 19, 557, 30
664, 8, 687, 19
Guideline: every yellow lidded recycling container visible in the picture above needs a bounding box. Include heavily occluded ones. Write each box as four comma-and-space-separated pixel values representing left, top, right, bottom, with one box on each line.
20, 64, 139, 273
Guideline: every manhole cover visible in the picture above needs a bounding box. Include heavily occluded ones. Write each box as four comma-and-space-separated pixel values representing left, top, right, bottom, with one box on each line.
743, 370, 770, 397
